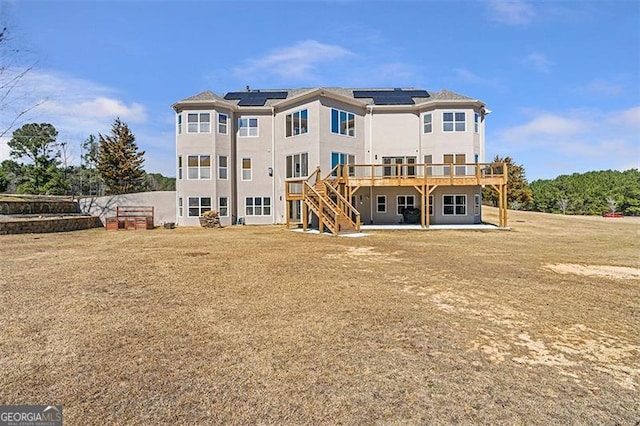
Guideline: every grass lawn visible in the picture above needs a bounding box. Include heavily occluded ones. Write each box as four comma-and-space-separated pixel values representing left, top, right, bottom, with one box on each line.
1, 208, 638, 424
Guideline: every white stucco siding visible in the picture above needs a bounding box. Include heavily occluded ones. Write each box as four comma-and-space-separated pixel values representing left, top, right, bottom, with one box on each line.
420, 107, 478, 164
369, 110, 420, 161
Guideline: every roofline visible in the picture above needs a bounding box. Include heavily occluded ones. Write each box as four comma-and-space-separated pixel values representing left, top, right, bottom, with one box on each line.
272, 88, 368, 110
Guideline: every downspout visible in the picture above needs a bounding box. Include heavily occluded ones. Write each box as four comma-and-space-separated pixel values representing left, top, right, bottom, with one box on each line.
368, 105, 374, 224
271, 106, 276, 224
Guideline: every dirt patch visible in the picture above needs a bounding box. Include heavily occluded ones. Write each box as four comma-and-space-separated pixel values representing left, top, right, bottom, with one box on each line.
544, 263, 640, 280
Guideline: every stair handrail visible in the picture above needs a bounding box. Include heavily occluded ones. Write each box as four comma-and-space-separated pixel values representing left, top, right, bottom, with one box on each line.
322, 181, 361, 231
302, 179, 339, 234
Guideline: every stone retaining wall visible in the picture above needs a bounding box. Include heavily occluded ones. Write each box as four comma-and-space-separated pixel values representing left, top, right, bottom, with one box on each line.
0, 216, 103, 235
0, 201, 78, 215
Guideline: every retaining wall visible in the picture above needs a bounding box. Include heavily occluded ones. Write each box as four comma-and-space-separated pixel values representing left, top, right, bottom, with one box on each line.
0, 201, 78, 215
0, 216, 103, 235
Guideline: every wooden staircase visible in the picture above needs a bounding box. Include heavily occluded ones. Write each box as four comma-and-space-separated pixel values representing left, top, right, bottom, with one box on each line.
301, 167, 360, 235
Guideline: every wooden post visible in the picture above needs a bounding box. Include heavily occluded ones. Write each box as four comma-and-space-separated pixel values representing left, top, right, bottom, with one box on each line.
318, 197, 324, 234
425, 186, 430, 229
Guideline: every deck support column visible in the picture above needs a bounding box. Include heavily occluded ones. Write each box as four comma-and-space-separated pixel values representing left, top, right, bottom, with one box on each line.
302, 201, 308, 231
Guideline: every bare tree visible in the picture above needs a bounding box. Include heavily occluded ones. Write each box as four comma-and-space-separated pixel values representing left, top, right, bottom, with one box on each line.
556, 198, 569, 215
0, 24, 45, 139
606, 196, 618, 214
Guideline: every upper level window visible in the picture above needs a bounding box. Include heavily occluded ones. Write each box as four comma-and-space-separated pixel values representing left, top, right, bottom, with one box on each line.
331, 152, 355, 176
218, 155, 228, 180
423, 113, 432, 133
474, 112, 480, 133
286, 153, 309, 178
443, 112, 465, 132
331, 108, 355, 136
177, 156, 183, 179
241, 158, 252, 181
218, 113, 228, 134
187, 155, 211, 179
177, 114, 182, 134
239, 117, 258, 137
286, 109, 309, 137
187, 113, 210, 133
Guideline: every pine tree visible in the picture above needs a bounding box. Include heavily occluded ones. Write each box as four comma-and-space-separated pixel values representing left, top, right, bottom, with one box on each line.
482, 155, 533, 208
97, 118, 146, 195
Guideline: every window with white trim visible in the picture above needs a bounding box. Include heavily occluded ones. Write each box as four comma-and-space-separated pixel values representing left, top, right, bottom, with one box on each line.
424, 154, 433, 176
423, 113, 432, 133
331, 108, 355, 136
443, 112, 465, 132
218, 113, 228, 134
331, 152, 355, 177
474, 194, 481, 215
177, 156, 183, 179
286, 153, 309, 178
218, 155, 228, 180
397, 195, 415, 215
187, 155, 211, 179
239, 117, 258, 137
177, 114, 182, 134
219, 197, 228, 217
245, 197, 271, 216
429, 195, 434, 216
241, 158, 252, 181
383, 156, 416, 177
376, 195, 386, 213
443, 194, 467, 215
474, 112, 480, 133
187, 113, 210, 133
286, 109, 308, 137
178, 197, 183, 217
188, 197, 211, 217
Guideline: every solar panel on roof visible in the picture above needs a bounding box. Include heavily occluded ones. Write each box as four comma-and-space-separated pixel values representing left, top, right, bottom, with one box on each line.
224, 91, 288, 106
353, 88, 429, 105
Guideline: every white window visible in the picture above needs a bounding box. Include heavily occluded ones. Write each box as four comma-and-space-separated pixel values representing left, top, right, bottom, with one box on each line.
218, 113, 228, 134
424, 154, 433, 176
286, 153, 309, 178
188, 197, 211, 217
376, 195, 386, 213
241, 158, 252, 181
286, 109, 308, 137
397, 195, 415, 215
245, 197, 271, 216
443, 112, 465, 132
177, 114, 182, 134
178, 197, 183, 217
331, 108, 355, 136
239, 117, 258, 137
331, 152, 355, 177
219, 197, 228, 217
187, 113, 210, 133
443, 194, 467, 216
218, 155, 228, 180
187, 155, 211, 179
383, 156, 416, 177
474, 194, 481, 215
177, 156, 182, 180
429, 195, 434, 216
474, 112, 480, 133
423, 113, 432, 133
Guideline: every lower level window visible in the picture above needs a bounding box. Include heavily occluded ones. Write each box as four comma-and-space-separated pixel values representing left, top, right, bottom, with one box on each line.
219, 197, 229, 217
178, 197, 183, 217
376, 195, 386, 213
474, 194, 481, 215
245, 197, 271, 216
443, 194, 466, 215
397, 195, 415, 215
188, 196, 211, 217
429, 195, 434, 216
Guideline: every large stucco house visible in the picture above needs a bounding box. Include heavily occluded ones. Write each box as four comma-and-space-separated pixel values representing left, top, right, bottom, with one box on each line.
172, 87, 508, 232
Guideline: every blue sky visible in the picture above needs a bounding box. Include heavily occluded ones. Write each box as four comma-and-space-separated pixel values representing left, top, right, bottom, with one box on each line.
1, 0, 638, 181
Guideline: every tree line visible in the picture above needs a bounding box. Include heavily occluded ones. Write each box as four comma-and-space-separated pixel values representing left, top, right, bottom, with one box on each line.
483, 155, 639, 216
0, 119, 175, 196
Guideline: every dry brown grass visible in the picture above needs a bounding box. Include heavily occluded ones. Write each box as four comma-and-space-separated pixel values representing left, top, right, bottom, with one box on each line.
1, 208, 639, 425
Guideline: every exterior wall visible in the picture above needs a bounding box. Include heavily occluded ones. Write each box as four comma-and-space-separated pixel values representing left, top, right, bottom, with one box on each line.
369, 109, 420, 163
79, 191, 176, 225
430, 186, 482, 225
419, 106, 481, 165
235, 110, 274, 225
318, 97, 366, 173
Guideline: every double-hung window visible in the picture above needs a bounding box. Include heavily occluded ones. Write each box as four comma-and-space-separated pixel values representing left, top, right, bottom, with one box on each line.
443, 112, 465, 132
187, 113, 210, 133
219, 197, 229, 217
397, 195, 415, 215
423, 113, 432, 133
241, 158, 252, 181
218, 113, 228, 134
443, 194, 467, 216
177, 114, 182, 134
285, 153, 309, 178
429, 195, 434, 216
187, 155, 211, 179
239, 117, 258, 137
376, 195, 386, 213
474, 112, 480, 133
177, 156, 183, 179
286, 109, 308, 137
331, 108, 355, 136
218, 156, 228, 180
188, 197, 211, 217
245, 197, 271, 216
178, 198, 183, 217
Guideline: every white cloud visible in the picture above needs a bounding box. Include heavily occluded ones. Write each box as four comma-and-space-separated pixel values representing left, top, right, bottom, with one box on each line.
523, 53, 553, 73
487, 0, 535, 25
452, 68, 502, 88
493, 106, 640, 178
233, 40, 353, 82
